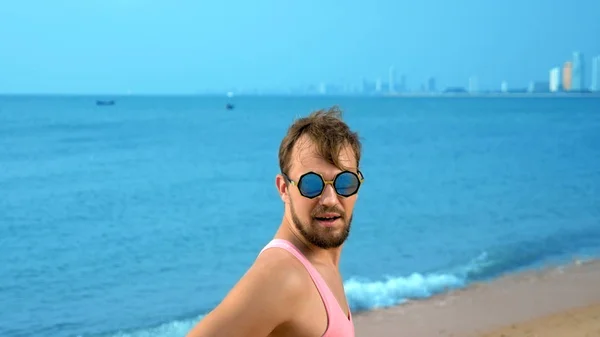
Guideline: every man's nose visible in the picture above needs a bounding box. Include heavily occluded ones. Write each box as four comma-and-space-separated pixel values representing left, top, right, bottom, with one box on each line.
319, 184, 338, 206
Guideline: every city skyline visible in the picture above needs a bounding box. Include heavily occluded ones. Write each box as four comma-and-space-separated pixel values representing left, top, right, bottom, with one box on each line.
2, 0, 599, 94
252, 50, 600, 96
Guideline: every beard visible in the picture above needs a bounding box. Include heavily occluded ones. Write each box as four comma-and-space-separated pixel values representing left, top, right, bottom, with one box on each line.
290, 200, 352, 249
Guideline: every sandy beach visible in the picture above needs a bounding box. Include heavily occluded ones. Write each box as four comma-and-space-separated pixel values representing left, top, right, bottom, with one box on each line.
479, 303, 600, 337
353, 259, 600, 337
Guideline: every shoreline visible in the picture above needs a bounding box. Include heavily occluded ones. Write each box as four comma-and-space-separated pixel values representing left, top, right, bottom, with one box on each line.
353, 258, 600, 336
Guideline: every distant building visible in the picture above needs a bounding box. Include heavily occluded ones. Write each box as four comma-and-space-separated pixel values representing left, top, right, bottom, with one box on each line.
318, 82, 327, 94
571, 51, 585, 92
427, 77, 436, 92
468, 76, 478, 93
528, 81, 550, 93
398, 74, 407, 92
444, 87, 467, 93
562, 61, 572, 91
388, 66, 396, 93
501, 81, 508, 93
591, 55, 600, 92
361, 79, 374, 94
549, 67, 561, 92
375, 78, 382, 92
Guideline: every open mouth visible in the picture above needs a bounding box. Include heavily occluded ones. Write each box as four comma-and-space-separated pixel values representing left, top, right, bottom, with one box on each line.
314, 215, 341, 224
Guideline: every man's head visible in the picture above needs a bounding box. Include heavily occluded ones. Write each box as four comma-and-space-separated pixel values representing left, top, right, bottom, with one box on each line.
276, 106, 363, 249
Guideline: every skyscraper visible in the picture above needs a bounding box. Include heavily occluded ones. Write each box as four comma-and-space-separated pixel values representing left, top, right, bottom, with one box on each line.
388, 66, 396, 93
592, 55, 600, 92
549, 67, 561, 92
427, 77, 436, 92
571, 51, 585, 92
398, 74, 407, 92
318, 82, 327, 95
468, 76, 478, 93
562, 61, 572, 92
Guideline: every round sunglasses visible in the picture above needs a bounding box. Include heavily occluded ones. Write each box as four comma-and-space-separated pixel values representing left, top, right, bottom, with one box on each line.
283, 170, 364, 199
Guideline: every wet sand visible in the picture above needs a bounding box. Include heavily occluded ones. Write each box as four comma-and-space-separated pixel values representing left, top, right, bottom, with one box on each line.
353, 259, 600, 337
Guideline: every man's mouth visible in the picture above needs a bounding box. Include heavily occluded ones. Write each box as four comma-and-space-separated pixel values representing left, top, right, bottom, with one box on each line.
314, 213, 341, 225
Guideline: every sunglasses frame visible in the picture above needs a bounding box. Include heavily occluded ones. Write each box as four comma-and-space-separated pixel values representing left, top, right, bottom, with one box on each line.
282, 170, 364, 199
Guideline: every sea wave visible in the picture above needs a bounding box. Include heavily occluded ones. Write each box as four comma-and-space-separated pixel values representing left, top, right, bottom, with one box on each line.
90, 254, 505, 337
345, 271, 466, 311
94, 227, 600, 337
345, 226, 600, 312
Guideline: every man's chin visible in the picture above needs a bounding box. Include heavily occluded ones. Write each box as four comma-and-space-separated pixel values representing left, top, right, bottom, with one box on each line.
305, 228, 349, 249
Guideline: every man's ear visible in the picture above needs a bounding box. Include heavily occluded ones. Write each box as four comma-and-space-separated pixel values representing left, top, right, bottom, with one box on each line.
275, 174, 290, 204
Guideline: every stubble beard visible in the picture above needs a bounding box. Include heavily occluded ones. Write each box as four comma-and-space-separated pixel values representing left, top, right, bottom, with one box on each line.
290, 200, 352, 249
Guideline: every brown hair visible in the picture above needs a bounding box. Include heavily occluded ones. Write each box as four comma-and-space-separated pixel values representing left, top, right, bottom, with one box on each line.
278, 106, 362, 175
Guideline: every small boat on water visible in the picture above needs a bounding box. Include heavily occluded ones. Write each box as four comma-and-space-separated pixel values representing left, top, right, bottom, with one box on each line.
96, 100, 115, 106
225, 91, 235, 110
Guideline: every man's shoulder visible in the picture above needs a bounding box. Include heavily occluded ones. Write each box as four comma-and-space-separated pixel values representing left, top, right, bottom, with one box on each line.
185, 246, 311, 337
248, 246, 311, 298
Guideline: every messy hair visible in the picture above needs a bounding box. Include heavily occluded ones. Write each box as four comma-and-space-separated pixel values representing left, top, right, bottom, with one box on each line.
278, 106, 362, 175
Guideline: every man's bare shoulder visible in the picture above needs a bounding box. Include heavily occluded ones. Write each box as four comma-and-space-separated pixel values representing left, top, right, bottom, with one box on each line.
253, 246, 309, 282
186, 247, 310, 337
239, 247, 310, 300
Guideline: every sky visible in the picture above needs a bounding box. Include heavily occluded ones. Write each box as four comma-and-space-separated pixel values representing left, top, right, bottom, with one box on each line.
1, 0, 599, 94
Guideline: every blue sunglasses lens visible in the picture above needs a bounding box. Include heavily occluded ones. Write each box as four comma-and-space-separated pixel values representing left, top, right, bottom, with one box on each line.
334, 172, 360, 197
298, 173, 324, 198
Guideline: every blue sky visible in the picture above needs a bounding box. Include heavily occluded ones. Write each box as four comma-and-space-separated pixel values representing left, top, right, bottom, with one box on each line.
1, 0, 599, 94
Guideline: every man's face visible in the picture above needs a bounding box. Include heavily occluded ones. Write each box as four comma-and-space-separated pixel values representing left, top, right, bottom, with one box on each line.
281, 137, 360, 249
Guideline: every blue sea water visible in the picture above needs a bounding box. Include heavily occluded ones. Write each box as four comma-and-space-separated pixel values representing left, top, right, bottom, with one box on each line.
1, 95, 599, 337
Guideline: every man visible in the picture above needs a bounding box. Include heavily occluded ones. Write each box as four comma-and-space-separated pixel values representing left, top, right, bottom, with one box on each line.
187, 106, 363, 337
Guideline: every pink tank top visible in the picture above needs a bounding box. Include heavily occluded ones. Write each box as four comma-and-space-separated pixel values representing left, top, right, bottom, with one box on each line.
260, 239, 355, 337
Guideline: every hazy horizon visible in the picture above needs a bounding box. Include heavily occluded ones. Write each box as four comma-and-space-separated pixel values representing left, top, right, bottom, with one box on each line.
1, 0, 599, 94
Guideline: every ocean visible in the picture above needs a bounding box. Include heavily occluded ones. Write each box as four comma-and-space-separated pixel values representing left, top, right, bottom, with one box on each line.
1, 95, 599, 337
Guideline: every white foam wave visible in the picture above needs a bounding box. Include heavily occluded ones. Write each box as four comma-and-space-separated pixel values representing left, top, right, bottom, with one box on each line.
96, 247, 593, 337
101, 257, 487, 337
100, 272, 469, 337
344, 272, 467, 311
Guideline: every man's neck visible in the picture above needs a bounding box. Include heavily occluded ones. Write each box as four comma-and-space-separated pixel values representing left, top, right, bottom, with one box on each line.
273, 220, 343, 268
